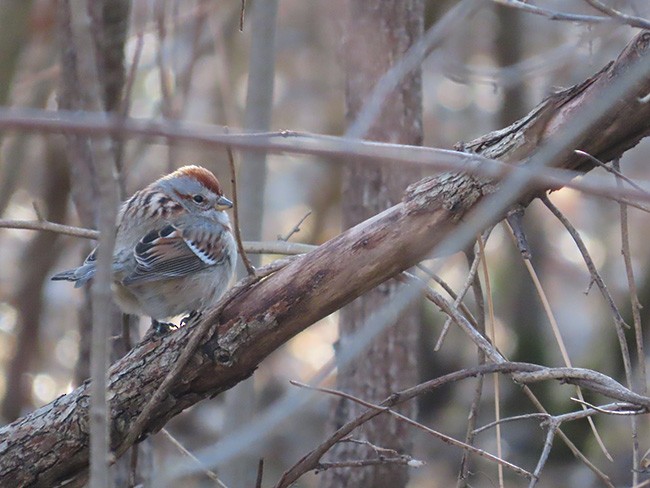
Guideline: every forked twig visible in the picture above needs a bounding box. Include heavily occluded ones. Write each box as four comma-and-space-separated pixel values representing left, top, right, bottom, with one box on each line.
278, 211, 311, 242
225, 142, 256, 276
505, 222, 613, 462
287, 380, 532, 482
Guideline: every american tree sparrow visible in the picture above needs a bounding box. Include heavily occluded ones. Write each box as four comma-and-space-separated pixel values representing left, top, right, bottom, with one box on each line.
53, 165, 237, 331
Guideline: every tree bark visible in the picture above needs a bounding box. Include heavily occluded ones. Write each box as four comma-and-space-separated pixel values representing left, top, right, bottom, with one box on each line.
0, 30, 649, 488
322, 2, 423, 487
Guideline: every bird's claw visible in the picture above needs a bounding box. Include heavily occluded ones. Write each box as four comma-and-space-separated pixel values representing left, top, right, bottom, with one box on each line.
151, 319, 178, 336
181, 310, 202, 327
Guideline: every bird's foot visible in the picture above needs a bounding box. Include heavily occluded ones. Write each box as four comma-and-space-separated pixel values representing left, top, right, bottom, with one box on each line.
181, 310, 202, 327
151, 319, 178, 336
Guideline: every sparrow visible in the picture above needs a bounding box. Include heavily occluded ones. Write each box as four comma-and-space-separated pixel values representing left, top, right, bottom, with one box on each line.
52, 165, 237, 332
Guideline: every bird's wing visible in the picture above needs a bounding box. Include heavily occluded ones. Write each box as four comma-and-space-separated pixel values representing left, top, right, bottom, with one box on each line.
122, 223, 231, 285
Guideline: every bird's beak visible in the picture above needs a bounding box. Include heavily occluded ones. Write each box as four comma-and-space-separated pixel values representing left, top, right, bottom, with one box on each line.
216, 195, 233, 210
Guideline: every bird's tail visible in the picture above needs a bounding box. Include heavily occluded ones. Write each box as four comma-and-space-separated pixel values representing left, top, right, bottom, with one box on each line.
51, 269, 78, 281
51, 265, 95, 288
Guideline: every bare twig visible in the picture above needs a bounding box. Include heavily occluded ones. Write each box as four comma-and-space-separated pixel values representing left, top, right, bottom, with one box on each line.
582, 0, 650, 29
474, 413, 551, 435
415, 264, 479, 329
0, 218, 317, 257
506, 222, 613, 461
574, 150, 650, 203
0, 219, 99, 239
402, 270, 615, 486
255, 459, 263, 488
529, 420, 559, 488
434, 245, 482, 351
282, 360, 650, 487
478, 237, 504, 488
491, 0, 613, 24
239, 0, 245, 31
341, 438, 401, 457
288, 380, 532, 482
226, 143, 255, 276
61, 3, 120, 487
2, 109, 650, 209
613, 158, 646, 393
121, 5, 145, 120
457, 244, 487, 488
155, 0, 173, 121
476, 402, 642, 436
278, 211, 312, 242
542, 193, 633, 358
613, 157, 645, 485
316, 457, 420, 471
160, 428, 228, 487
570, 397, 644, 416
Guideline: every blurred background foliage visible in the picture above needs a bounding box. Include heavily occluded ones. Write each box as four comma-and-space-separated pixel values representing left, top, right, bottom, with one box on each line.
0, 1, 649, 486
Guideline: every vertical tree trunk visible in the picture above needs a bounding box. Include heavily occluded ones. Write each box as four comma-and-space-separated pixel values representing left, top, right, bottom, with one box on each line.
322, 2, 423, 487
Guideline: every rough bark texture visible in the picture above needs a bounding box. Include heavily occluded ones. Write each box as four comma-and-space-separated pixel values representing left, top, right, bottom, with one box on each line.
0, 30, 649, 488
322, 2, 423, 487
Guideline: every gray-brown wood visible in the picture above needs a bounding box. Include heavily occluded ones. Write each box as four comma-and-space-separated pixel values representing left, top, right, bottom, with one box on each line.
0, 31, 649, 488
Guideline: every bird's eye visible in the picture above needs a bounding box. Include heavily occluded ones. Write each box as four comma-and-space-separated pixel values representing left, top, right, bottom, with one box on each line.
192, 194, 204, 204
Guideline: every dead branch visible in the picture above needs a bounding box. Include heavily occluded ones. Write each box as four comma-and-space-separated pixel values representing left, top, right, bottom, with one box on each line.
1, 31, 650, 488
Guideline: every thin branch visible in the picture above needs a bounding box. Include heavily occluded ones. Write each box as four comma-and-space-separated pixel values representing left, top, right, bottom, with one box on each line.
288, 380, 532, 482
121, 6, 145, 120
160, 428, 229, 487
570, 398, 644, 416
155, 0, 173, 120
415, 263, 479, 331
255, 459, 263, 488
574, 149, 650, 202
2, 108, 650, 208
491, 0, 613, 25
478, 236, 504, 488
281, 361, 650, 487
457, 244, 487, 488
529, 419, 559, 488
542, 195, 635, 393
226, 144, 255, 276
315, 457, 420, 471
614, 157, 645, 485
239, 0, 245, 31
278, 211, 312, 242
0, 219, 99, 238
507, 222, 613, 461
433, 246, 482, 351
404, 269, 615, 486
474, 413, 551, 435
347, 0, 482, 138
582, 0, 650, 29
613, 158, 646, 393
0, 218, 316, 255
